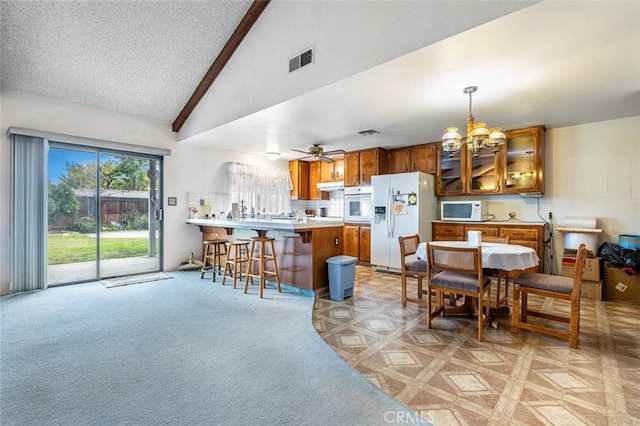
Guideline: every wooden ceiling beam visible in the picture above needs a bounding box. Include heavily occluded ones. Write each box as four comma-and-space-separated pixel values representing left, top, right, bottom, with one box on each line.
172, 0, 271, 133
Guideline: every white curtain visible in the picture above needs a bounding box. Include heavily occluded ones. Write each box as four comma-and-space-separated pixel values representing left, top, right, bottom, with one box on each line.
228, 162, 292, 215
11, 134, 48, 291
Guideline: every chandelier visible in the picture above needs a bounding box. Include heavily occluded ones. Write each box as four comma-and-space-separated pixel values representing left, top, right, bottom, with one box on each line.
442, 86, 506, 158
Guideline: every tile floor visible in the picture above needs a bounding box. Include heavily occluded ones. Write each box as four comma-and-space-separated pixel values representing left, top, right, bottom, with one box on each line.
313, 266, 640, 425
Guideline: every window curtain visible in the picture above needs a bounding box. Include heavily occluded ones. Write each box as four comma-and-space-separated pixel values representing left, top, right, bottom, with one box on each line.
11, 134, 48, 292
228, 162, 292, 215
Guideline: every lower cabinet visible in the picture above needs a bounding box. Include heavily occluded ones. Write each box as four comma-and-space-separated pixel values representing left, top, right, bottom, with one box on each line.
343, 224, 370, 262
432, 221, 546, 272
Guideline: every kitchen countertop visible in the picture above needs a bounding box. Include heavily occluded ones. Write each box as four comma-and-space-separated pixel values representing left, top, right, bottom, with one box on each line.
186, 217, 344, 231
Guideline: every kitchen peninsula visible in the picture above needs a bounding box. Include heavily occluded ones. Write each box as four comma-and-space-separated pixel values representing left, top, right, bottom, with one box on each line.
186, 218, 344, 295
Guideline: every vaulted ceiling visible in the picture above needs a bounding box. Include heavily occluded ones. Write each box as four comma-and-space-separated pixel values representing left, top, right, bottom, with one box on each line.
2, 1, 639, 160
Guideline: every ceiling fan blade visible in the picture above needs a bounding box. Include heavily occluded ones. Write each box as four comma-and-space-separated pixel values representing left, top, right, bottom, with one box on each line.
291, 149, 310, 155
319, 155, 334, 163
323, 149, 345, 155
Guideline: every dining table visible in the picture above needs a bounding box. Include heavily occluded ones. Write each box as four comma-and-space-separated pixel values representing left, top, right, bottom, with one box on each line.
416, 241, 540, 315
416, 241, 540, 271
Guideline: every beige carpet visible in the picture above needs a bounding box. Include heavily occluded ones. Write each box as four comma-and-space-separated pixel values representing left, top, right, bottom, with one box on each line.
101, 272, 172, 288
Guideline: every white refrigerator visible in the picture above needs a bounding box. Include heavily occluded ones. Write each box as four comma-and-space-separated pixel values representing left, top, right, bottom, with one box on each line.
370, 172, 437, 271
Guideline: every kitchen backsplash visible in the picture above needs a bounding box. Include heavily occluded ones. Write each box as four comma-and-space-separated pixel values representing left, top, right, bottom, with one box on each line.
187, 192, 231, 218
187, 190, 344, 219
291, 191, 344, 217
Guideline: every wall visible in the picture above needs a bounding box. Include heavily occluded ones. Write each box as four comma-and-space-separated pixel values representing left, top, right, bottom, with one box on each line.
1, 90, 638, 294
0, 91, 280, 295
443, 116, 640, 273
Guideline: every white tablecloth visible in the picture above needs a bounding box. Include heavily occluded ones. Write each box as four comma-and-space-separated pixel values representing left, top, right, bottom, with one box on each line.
416, 242, 539, 271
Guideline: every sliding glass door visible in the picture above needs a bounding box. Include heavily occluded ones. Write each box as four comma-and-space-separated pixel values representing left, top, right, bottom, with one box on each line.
47, 144, 162, 285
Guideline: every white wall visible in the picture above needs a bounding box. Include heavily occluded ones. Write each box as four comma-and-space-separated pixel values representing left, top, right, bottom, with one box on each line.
0, 90, 280, 295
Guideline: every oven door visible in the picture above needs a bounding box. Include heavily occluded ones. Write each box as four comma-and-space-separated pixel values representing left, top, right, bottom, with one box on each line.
344, 194, 372, 223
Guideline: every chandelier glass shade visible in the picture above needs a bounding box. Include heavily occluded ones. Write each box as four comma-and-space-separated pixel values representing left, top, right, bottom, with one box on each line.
442, 86, 506, 158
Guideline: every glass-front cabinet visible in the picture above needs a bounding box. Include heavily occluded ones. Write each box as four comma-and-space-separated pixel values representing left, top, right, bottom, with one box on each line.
436, 125, 545, 196
500, 125, 545, 194
436, 147, 465, 195
467, 151, 499, 194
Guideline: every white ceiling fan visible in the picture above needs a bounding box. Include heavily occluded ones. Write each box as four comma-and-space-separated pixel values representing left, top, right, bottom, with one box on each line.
291, 144, 345, 163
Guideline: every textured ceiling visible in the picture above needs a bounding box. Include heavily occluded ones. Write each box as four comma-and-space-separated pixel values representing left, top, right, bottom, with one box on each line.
1, 1, 639, 160
1, 0, 253, 123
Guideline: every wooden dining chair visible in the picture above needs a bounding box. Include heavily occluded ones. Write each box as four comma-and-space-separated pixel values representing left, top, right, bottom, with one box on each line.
426, 243, 492, 341
511, 244, 588, 348
398, 235, 429, 307
480, 235, 510, 307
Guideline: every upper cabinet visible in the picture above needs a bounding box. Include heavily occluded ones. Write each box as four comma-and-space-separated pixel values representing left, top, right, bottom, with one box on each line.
500, 125, 545, 195
389, 143, 437, 175
309, 161, 329, 200
345, 148, 389, 187
289, 160, 309, 200
435, 125, 545, 196
320, 157, 344, 182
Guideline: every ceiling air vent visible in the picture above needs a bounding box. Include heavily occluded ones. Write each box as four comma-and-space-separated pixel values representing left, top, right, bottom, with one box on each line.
289, 47, 314, 73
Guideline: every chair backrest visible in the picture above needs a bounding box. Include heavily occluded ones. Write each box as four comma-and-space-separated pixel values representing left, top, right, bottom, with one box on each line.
399, 235, 420, 257
399, 235, 420, 272
427, 243, 482, 276
572, 244, 588, 296
481, 235, 509, 244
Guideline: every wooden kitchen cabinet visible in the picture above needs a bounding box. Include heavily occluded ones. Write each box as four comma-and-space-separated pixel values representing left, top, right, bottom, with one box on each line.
309, 161, 329, 200
432, 221, 546, 272
320, 157, 344, 182
389, 143, 437, 174
344, 148, 389, 186
435, 125, 545, 196
289, 160, 309, 200
500, 125, 545, 195
432, 222, 465, 241
343, 223, 371, 262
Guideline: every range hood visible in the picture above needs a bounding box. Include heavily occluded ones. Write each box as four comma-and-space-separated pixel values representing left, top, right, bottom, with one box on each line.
316, 181, 344, 191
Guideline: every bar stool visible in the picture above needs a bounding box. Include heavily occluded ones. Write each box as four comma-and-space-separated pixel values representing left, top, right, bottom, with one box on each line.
200, 238, 228, 281
222, 240, 250, 289
244, 236, 281, 298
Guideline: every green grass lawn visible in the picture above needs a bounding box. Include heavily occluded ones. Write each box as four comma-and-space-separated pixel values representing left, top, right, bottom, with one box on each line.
48, 233, 155, 264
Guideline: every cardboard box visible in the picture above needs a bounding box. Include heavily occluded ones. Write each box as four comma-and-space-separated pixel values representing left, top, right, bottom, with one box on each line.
561, 256, 602, 281
604, 264, 640, 305
580, 280, 602, 301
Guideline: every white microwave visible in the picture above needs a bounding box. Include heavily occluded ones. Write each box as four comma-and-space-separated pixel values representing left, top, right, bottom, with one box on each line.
441, 201, 487, 222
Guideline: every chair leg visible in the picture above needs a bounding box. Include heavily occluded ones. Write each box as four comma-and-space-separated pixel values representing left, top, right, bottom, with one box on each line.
268, 240, 281, 293
244, 240, 256, 293
426, 285, 433, 329
401, 274, 407, 307
511, 285, 520, 334
521, 292, 528, 323
478, 291, 484, 341
569, 298, 580, 348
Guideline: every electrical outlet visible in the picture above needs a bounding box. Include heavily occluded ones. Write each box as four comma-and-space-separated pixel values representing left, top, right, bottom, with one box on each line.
509, 211, 516, 219
334, 237, 339, 246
